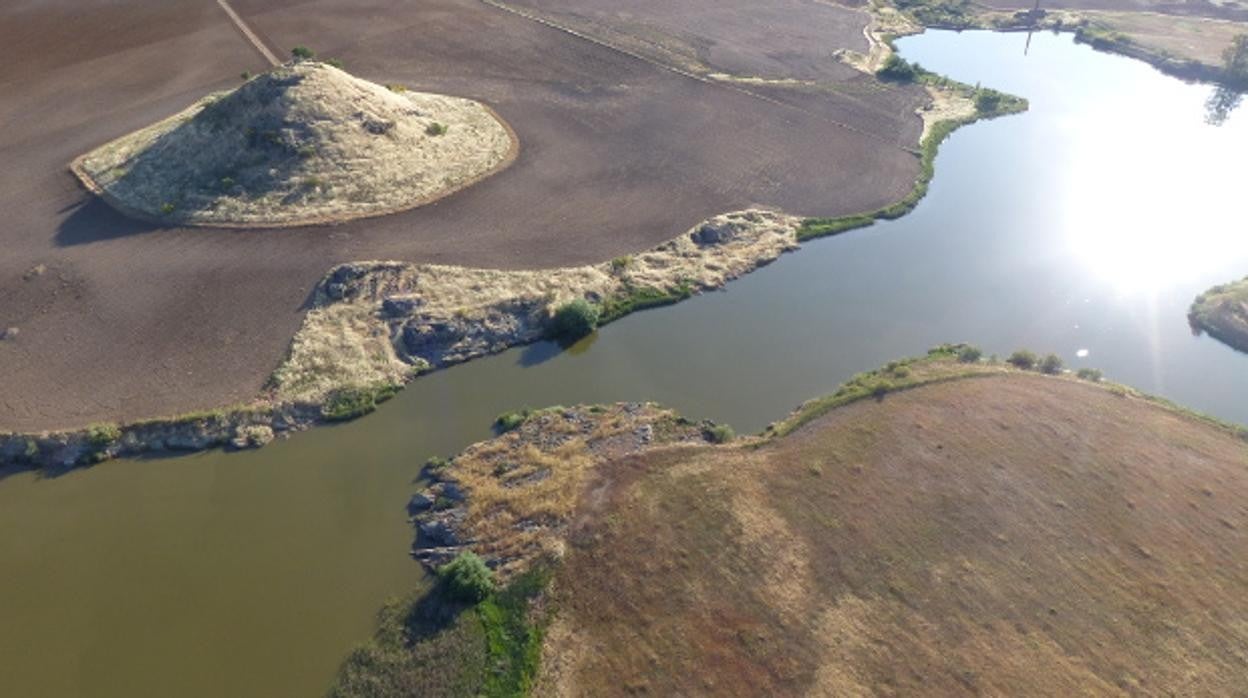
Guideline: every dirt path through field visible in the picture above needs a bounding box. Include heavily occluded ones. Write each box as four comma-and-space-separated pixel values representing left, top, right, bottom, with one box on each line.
215, 0, 280, 66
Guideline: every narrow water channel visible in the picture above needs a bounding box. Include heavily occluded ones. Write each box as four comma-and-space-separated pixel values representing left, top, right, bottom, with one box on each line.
1, 30, 1245, 697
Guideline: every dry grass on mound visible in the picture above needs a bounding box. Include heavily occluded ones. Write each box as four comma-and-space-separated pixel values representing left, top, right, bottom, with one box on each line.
73, 61, 513, 227
537, 373, 1248, 696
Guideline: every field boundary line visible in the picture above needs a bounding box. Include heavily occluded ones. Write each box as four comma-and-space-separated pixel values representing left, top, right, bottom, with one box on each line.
216, 0, 281, 66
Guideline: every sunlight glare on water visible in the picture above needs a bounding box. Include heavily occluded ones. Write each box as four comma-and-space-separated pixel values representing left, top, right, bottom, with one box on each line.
1056, 55, 1248, 294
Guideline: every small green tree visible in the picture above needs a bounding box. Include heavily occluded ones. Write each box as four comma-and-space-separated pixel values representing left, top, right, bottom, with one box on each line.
291, 46, 315, 61
974, 88, 1003, 115
1007, 349, 1037, 370
957, 345, 983, 363
1039, 353, 1064, 375
549, 299, 600, 341
876, 54, 918, 83
439, 552, 494, 603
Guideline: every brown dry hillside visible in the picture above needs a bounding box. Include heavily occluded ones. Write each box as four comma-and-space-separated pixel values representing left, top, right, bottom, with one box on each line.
529, 372, 1248, 696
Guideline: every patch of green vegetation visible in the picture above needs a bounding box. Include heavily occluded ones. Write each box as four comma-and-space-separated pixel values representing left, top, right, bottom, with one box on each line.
599, 283, 693, 324
705, 424, 736, 444
387, 84, 408, 93
426, 122, 449, 137
894, 0, 977, 28
291, 46, 315, 60
974, 88, 1008, 115
477, 567, 549, 696
1007, 349, 1038, 370
796, 214, 876, 241
240, 71, 251, 81
86, 423, 121, 449
322, 384, 399, 421
159, 202, 176, 215
610, 255, 633, 273
330, 565, 550, 698
876, 54, 921, 83
957, 345, 983, 363
1076, 368, 1103, 382
495, 408, 532, 433
548, 299, 600, 342
439, 552, 495, 603
1039, 353, 1064, 375
425, 455, 453, 473
1074, 24, 1134, 52
326, 58, 345, 69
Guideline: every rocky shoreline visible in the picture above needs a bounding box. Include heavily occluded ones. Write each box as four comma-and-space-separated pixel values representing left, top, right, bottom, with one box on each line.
406, 402, 721, 579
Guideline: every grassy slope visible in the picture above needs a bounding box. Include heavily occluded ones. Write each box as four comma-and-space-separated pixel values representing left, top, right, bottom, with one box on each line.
1190, 277, 1248, 354
542, 370, 1248, 695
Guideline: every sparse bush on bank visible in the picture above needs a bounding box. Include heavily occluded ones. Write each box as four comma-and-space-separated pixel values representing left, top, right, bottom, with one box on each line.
495, 408, 532, 433
426, 122, 448, 137
439, 552, 494, 603
1008, 350, 1038, 370
322, 384, 398, 421
548, 299, 600, 342
1039, 353, 1065, 375
877, 54, 920, 82
957, 345, 983, 363
291, 46, 315, 60
1076, 368, 1103, 382
705, 424, 735, 444
974, 88, 1005, 115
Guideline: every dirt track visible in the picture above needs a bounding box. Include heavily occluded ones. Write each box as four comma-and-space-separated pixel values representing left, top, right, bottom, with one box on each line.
0, 0, 932, 431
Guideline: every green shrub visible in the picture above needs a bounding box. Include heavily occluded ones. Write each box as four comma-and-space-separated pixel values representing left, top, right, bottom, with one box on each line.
322, 385, 396, 421
877, 54, 918, 82
610, 256, 632, 273
548, 299, 599, 341
439, 552, 494, 603
1039, 353, 1064, 375
957, 345, 983, 363
705, 424, 735, 444
495, 409, 532, 433
974, 88, 1004, 114
240, 71, 251, 81
1076, 367, 1103, 382
291, 46, 315, 60
326, 58, 344, 69
86, 423, 121, 449
425, 455, 452, 472
1007, 349, 1037, 370
426, 122, 448, 137
160, 202, 176, 215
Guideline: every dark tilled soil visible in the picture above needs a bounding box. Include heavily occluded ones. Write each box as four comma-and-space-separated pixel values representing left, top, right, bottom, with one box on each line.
0, 0, 928, 431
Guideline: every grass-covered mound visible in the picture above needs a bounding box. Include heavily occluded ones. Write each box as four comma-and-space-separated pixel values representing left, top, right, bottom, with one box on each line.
373, 354, 1248, 696
1190, 276, 1248, 354
72, 60, 514, 227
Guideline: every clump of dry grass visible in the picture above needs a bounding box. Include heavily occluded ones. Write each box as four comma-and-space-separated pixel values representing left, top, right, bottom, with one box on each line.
73, 61, 514, 227
421, 403, 710, 580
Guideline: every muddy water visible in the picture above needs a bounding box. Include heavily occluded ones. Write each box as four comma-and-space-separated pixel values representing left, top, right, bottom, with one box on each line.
2, 30, 1247, 697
